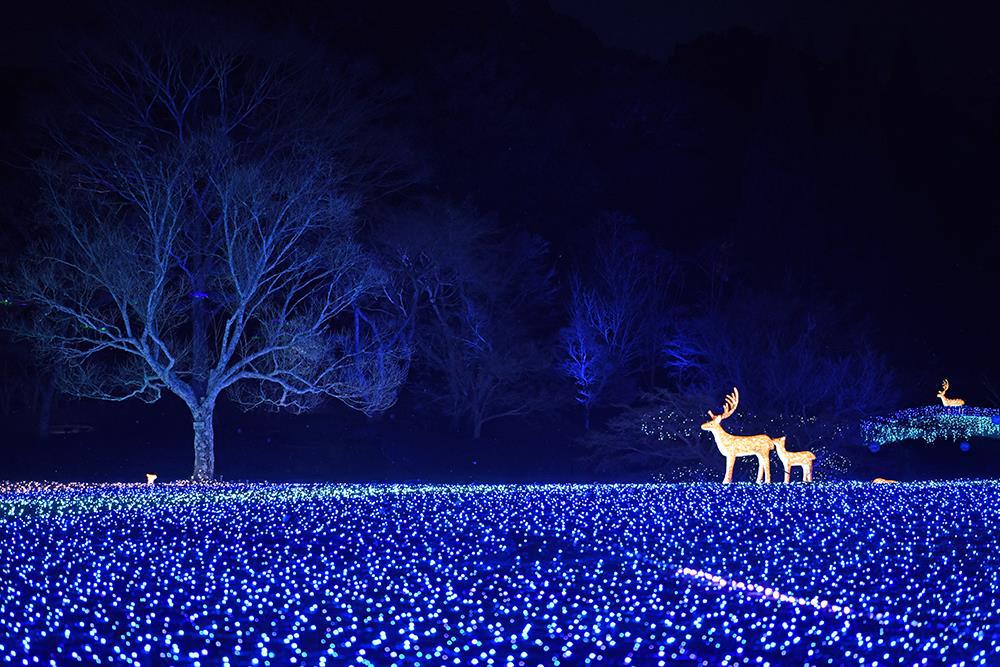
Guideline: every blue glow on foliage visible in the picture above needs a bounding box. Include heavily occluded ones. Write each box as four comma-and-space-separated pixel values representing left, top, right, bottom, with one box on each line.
861, 405, 1000, 446
0, 481, 997, 664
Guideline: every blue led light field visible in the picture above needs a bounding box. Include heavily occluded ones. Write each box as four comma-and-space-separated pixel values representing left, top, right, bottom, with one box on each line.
0, 481, 998, 666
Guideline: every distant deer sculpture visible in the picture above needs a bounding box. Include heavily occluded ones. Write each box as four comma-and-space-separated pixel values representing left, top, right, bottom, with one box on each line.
145, 473, 157, 485
937, 379, 965, 407
701, 387, 776, 484
772, 437, 816, 483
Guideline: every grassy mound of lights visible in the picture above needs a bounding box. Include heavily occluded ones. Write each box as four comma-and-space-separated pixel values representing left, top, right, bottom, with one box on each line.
1, 481, 998, 665
861, 405, 1000, 447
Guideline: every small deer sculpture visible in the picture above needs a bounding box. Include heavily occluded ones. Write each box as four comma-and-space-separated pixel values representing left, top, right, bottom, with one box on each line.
701, 387, 777, 484
937, 379, 965, 407
772, 437, 816, 483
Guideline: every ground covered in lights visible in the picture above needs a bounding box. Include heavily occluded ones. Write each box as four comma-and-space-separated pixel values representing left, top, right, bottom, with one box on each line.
1, 482, 998, 666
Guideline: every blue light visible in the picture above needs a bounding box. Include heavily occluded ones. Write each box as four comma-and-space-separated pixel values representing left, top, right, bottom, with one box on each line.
0, 481, 996, 664
862, 405, 1000, 446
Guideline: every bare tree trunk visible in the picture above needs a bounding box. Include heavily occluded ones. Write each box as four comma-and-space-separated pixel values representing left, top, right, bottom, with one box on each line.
190, 250, 214, 480
191, 242, 211, 400
192, 297, 209, 398
583, 404, 591, 431
472, 416, 483, 440
191, 404, 215, 481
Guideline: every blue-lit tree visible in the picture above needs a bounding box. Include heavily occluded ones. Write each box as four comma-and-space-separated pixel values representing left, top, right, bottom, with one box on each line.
559, 286, 609, 431
8, 42, 412, 480
378, 203, 555, 439
560, 214, 674, 428
664, 294, 898, 464
584, 291, 899, 476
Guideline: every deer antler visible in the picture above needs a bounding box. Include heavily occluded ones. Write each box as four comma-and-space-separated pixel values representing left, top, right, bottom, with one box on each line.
941, 379, 950, 393
707, 387, 740, 419
723, 387, 739, 418
712, 387, 739, 420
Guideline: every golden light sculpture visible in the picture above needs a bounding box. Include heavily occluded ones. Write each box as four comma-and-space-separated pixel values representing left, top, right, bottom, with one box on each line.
772, 437, 816, 483
936, 379, 965, 407
872, 478, 897, 484
145, 474, 158, 485
701, 387, 777, 484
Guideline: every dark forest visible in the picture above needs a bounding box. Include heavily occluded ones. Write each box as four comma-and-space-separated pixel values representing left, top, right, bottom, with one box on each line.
1, 0, 998, 483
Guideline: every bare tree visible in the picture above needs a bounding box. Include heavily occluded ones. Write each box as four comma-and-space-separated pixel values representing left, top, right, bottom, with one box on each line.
577, 217, 651, 368
378, 203, 555, 439
582, 288, 900, 477
560, 214, 674, 427
659, 292, 899, 455
7, 41, 411, 479
424, 229, 554, 438
559, 279, 610, 431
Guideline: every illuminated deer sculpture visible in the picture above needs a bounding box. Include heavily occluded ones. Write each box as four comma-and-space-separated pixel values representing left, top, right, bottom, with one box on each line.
936, 379, 965, 407
772, 437, 815, 483
701, 387, 776, 484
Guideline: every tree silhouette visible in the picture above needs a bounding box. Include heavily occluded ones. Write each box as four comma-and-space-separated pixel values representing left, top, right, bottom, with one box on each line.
560, 215, 674, 427
8, 39, 411, 479
379, 203, 555, 439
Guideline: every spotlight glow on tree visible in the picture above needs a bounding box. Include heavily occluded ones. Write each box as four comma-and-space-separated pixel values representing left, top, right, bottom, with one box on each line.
8, 43, 411, 479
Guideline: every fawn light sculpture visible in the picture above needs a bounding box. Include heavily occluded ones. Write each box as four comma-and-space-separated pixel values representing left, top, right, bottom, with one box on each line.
772, 437, 816, 482
701, 387, 777, 484
936, 379, 965, 407
145, 474, 157, 485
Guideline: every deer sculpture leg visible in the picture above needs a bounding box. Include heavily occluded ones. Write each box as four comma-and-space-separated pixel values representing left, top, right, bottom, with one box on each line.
784, 465, 791, 483
754, 453, 771, 483
723, 456, 735, 484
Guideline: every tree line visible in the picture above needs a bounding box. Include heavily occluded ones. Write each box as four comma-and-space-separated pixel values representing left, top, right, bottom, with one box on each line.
1, 24, 900, 480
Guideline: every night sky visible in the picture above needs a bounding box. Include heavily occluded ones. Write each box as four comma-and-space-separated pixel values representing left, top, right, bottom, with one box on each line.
0, 0, 998, 481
